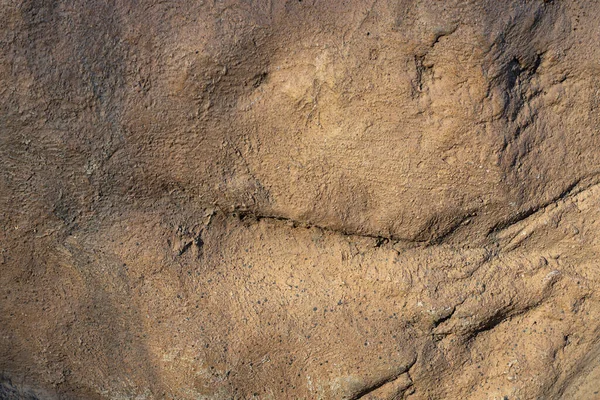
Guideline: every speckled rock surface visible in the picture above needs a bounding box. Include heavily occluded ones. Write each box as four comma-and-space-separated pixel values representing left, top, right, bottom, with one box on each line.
2, 0, 600, 399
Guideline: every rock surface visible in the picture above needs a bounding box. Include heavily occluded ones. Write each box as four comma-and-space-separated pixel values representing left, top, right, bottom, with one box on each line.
2, 0, 600, 399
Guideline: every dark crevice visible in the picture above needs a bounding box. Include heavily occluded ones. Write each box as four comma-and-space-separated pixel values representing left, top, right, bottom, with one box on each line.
466, 298, 547, 342
487, 177, 585, 237
432, 307, 457, 329
350, 356, 418, 400
251, 71, 268, 88
177, 240, 193, 256
236, 210, 424, 245
431, 25, 458, 46
411, 54, 431, 97
466, 309, 513, 340
217, 173, 600, 248
427, 212, 476, 245
349, 377, 394, 400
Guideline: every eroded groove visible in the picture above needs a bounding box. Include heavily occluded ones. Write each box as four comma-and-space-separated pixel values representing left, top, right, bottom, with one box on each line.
235, 210, 424, 245
488, 174, 600, 238
350, 355, 418, 400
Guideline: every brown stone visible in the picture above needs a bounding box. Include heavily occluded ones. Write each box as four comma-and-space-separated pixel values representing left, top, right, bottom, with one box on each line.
2, 1, 600, 398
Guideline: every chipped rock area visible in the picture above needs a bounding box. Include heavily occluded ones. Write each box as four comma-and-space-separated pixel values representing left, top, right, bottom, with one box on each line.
2, 0, 600, 399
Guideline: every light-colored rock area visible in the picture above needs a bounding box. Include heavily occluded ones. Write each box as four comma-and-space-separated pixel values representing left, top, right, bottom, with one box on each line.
2, 0, 600, 399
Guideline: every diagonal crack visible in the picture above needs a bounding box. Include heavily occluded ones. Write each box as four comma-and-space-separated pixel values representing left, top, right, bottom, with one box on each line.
349, 355, 418, 400
488, 172, 600, 238
214, 172, 600, 249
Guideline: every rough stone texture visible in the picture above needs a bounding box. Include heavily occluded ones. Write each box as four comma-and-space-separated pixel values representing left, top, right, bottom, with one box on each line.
2, 0, 600, 399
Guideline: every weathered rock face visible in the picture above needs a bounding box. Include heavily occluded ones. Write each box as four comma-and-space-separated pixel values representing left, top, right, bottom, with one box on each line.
2, 0, 600, 399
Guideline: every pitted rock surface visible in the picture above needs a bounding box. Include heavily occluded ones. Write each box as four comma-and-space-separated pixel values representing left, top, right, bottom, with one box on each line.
2, 1, 600, 399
